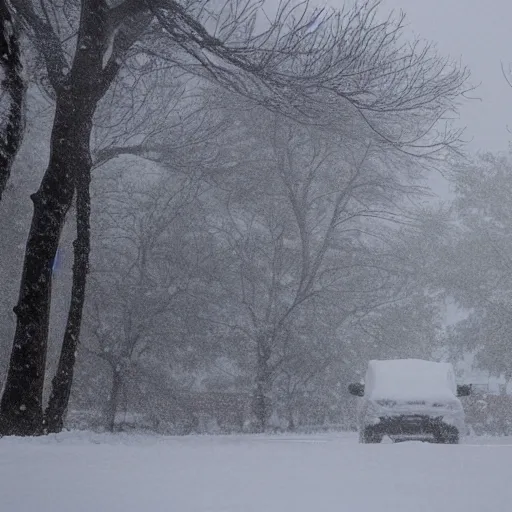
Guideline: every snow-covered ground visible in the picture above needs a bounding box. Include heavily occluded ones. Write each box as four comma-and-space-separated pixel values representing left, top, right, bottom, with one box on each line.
1, 431, 512, 511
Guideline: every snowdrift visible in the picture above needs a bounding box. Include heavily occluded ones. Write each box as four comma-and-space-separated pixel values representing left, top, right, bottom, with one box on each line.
1, 431, 511, 512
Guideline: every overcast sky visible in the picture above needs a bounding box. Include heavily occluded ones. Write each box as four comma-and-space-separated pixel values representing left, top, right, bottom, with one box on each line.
379, 0, 511, 154
375, 0, 510, 324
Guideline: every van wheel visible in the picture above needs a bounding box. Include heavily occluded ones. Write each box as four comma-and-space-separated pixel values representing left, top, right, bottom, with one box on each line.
359, 427, 382, 444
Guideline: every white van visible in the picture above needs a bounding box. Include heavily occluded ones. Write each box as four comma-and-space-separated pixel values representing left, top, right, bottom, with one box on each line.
349, 359, 471, 444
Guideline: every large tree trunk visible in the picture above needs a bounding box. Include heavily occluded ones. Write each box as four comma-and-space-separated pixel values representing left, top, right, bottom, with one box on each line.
0, 89, 95, 436
0, 0, 26, 201
44, 166, 91, 433
0, 0, 126, 436
252, 333, 273, 433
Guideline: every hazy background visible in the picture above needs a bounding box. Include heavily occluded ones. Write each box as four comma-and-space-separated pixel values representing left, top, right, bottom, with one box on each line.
384, 0, 512, 380
3, 0, 511, 435
381, 0, 511, 155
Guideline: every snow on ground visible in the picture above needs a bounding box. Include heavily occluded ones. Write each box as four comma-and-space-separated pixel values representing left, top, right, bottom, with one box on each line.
1, 431, 512, 512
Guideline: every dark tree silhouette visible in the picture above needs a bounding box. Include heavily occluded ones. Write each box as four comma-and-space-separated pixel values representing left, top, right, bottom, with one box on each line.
0, 0, 26, 202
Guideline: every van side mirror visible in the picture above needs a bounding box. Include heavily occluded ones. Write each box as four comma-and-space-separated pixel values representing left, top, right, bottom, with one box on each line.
348, 383, 365, 397
457, 384, 471, 397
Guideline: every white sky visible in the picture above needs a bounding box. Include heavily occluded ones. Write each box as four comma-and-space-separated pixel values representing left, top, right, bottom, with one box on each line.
326, 0, 511, 154
380, 0, 512, 154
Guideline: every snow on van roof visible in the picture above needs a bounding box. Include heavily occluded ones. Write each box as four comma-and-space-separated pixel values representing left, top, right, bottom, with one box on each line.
365, 359, 457, 402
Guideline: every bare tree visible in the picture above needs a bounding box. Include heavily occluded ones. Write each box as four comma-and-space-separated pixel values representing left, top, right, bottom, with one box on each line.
43, 154, 91, 433
81, 165, 209, 431
0, 0, 26, 201
0, 0, 468, 435
0, 0, 153, 435
198, 102, 430, 430
44, 65, 232, 432
434, 154, 512, 383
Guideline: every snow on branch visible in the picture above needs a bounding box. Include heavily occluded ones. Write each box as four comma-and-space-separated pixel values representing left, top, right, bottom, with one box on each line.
137, 0, 469, 154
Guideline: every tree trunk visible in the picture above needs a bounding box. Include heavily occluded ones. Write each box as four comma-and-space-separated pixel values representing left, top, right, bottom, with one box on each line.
0, 1, 121, 436
0, 89, 95, 435
105, 368, 123, 433
252, 333, 273, 433
286, 397, 296, 432
44, 166, 91, 433
0, 0, 26, 201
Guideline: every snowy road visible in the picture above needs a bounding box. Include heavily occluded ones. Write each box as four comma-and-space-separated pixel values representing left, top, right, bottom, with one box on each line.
1, 432, 511, 512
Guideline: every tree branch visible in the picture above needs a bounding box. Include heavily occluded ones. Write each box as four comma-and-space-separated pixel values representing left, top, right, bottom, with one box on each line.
13, 0, 68, 91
